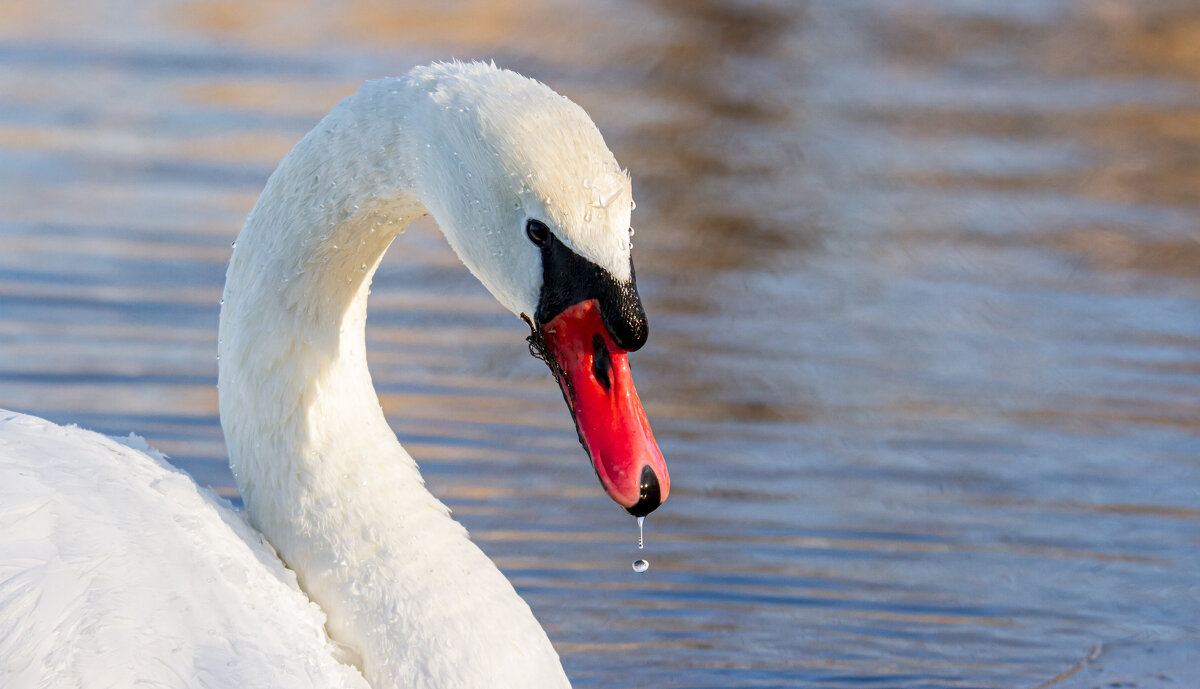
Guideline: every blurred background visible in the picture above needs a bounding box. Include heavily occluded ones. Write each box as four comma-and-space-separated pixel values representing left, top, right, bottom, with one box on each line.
2, 1, 1199, 687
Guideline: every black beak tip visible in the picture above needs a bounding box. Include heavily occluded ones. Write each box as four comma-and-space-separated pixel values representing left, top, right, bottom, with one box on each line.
624, 465, 663, 517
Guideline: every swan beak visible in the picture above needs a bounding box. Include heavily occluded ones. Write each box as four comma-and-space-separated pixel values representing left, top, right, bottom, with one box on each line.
538, 299, 670, 516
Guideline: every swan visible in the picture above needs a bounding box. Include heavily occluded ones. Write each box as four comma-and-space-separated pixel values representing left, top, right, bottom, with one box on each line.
0, 61, 671, 689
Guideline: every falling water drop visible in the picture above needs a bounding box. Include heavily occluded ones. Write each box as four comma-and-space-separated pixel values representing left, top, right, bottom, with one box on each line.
632, 516, 648, 572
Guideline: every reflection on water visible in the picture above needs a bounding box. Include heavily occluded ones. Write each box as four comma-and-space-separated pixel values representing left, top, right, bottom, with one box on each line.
2, 1, 1199, 687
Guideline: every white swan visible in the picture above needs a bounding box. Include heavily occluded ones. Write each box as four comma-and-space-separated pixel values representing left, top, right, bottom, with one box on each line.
0, 61, 670, 689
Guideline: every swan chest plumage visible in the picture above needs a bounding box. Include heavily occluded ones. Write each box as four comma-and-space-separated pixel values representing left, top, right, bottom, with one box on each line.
0, 61, 669, 689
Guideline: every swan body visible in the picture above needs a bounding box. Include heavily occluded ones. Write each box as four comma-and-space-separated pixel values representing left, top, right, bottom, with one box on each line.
0, 61, 669, 688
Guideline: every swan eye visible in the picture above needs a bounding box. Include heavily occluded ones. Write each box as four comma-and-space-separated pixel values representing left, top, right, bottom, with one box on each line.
526, 219, 551, 247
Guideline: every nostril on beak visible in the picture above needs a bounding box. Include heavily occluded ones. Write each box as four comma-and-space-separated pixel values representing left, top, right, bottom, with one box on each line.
625, 465, 663, 517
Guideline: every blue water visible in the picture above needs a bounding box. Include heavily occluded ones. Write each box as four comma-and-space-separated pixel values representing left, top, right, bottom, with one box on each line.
2, 1, 1198, 686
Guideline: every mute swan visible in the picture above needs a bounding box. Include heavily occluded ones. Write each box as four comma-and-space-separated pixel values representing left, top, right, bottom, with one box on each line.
0, 61, 670, 689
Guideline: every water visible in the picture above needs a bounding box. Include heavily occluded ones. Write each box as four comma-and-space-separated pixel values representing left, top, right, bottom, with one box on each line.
2, 1, 1199, 687
632, 559, 650, 574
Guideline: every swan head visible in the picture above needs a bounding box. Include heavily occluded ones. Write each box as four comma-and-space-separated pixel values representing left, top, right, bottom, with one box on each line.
400, 63, 669, 515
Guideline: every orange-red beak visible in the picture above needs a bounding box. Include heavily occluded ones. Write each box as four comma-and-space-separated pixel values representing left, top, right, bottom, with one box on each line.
538, 300, 670, 516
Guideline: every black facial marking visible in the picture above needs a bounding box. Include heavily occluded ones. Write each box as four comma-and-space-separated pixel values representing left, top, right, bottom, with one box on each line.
591, 334, 612, 391
532, 221, 648, 351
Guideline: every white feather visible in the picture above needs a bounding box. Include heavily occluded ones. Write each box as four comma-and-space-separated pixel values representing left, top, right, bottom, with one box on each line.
0, 411, 369, 688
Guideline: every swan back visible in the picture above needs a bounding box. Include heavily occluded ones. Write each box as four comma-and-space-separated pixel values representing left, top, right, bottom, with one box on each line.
0, 411, 368, 688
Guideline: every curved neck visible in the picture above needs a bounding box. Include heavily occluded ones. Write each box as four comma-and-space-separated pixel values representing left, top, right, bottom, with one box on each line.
216, 82, 569, 689
219, 84, 424, 519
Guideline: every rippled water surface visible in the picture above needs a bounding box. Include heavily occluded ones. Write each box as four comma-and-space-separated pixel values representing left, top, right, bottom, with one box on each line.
3, 1, 1199, 687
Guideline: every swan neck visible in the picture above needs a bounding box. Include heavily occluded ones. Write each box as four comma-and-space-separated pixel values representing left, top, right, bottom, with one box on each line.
213, 76, 571, 688
217, 86, 427, 514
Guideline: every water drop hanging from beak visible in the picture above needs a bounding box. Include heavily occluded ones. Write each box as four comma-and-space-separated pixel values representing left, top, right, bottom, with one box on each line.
632, 516, 648, 573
